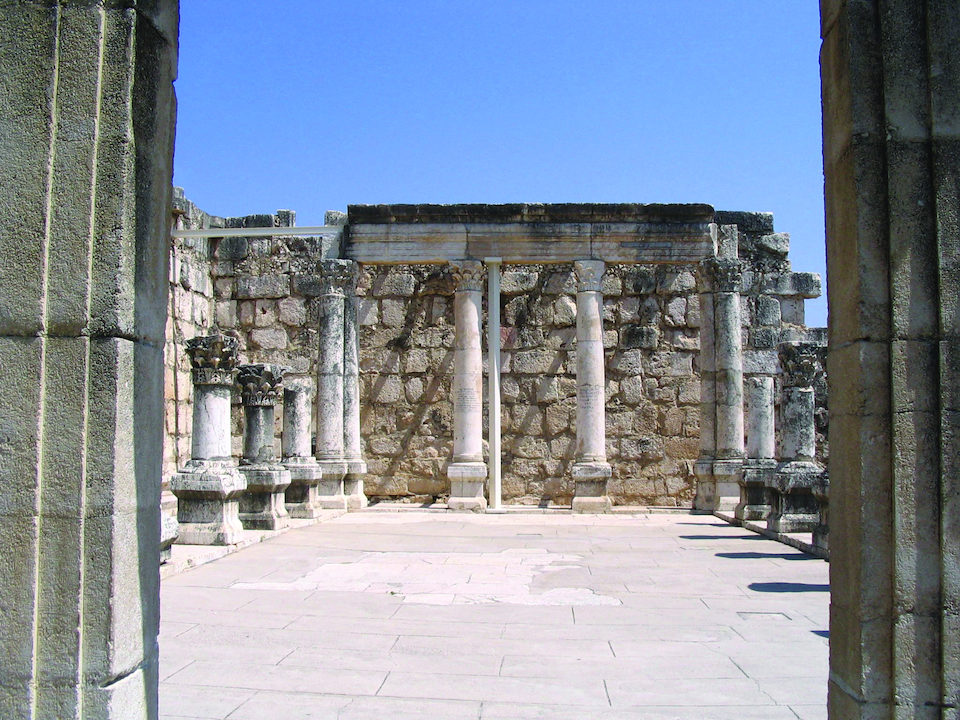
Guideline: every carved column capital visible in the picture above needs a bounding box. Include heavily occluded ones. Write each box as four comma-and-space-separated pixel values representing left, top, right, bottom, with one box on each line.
237, 363, 286, 406
778, 342, 824, 388
700, 257, 742, 293
450, 259, 485, 292
185, 333, 239, 386
573, 260, 605, 293
317, 259, 355, 297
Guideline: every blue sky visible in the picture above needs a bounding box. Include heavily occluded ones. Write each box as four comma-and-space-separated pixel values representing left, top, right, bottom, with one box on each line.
174, 1, 827, 326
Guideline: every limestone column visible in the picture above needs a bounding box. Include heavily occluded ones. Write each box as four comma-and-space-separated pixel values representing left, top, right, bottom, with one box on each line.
282, 379, 324, 518
171, 334, 246, 544
0, 2, 178, 715
710, 252, 745, 509
822, 3, 960, 714
447, 260, 488, 511
571, 260, 612, 512
693, 259, 718, 510
736, 373, 776, 521
767, 343, 822, 534
315, 259, 351, 508
341, 260, 368, 509
237, 364, 291, 530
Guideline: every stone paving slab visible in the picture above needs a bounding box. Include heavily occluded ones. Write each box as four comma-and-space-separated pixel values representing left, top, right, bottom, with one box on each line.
160, 511, 828, 719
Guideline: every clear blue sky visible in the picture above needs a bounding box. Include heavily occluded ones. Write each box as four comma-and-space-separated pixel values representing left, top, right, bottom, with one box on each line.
174, 1, 828, 326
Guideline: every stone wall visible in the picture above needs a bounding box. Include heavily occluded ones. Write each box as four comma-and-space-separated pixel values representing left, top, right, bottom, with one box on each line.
164, 194, 827, 507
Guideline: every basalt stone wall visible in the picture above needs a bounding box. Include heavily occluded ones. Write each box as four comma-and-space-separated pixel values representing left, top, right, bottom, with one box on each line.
164, 194, 827, 507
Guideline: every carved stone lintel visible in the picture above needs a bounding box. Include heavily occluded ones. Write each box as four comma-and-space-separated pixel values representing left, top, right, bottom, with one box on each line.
573, 259, 605, 293
317, 258, 356, 296
702, 257, 742, 293
779, 342, 824, 388
237, 364, 286, 406
185, 333, 239, 386
450, 259, 485, 292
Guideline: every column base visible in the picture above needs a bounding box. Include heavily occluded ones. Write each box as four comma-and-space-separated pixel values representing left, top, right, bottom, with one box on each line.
693, 458, 717, 511
766, 461, 823, 534
239, 464, 292, 531
735, 460, 776, 521
448, 462, 488, 512
283, 460, 324, 518
317, 460, 349, 510
170, 460, 247, 545
160, 513, 178, 564
571, 462, 612, 513
811, 475, 830, 553
344, 460, 368, 510
712, 458, 743, 512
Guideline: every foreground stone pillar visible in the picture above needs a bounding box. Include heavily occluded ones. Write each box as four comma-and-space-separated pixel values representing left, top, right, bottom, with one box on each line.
237, 364, 291, 530
447, 260, 488, 511
315, 259, 351, 508
282, 380, 324, 518
693, 259, 718, 510
571, 260, 612, 512
341, 261, 368, 509
0, 2, 178, 716
736, 374, 776, 521
171, 335, 246, 545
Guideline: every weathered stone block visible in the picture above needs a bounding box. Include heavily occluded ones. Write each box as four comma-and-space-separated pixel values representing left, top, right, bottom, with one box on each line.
235, 274, 289, 299
250, 327, 288, 350
643, 352, 693, 377
372, 272, 417, 297
501, 270, 539, 294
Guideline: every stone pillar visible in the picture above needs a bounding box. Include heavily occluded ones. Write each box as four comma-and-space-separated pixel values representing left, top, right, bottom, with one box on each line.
282, 379, 324, 518
237, 364, 291, 530
822, 3, 960, 714
736, 374, 776, 520
341, 260, 368, 509
447, 260, 488, 511
315, 259, 351, 508
171, 335, 246, 545
0, 2, 178, 715
693, 259, 718, 510
767, 343, 823, 534
571, 260, 612, 513
694, 239, 745, 511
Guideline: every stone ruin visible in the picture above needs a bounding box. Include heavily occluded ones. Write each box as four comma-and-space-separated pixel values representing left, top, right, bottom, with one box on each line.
165, 191, 830, 550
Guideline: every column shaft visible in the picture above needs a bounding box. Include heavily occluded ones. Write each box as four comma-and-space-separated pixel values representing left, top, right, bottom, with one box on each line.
447, 260, 487, 511
341, 261, 368, 508
571, 260, 612, 513
282, 382, 324, 518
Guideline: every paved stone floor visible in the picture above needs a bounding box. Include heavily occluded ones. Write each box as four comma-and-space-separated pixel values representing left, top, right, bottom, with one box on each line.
160, 511, 829, 719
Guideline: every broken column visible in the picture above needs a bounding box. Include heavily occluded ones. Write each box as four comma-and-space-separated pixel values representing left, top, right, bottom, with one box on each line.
237, 363, 291, 530
282, 378, 324, 518
447, 259, 488, 511
736, 372, 776, 521
571, 259, 612, 513
342, 260, 368, 509
315, 259, 351, 508
171, 334, 246, 545
766, 342, 822, 533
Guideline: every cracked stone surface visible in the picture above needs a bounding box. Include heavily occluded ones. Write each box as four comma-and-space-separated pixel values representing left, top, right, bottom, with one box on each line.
160, 512, 828, 719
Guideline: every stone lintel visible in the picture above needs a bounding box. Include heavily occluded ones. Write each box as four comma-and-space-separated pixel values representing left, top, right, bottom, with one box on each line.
349, 202, 715, 224
346, 221, 717, 264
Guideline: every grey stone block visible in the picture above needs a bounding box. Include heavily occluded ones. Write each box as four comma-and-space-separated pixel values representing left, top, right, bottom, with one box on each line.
235, 275, 290, 299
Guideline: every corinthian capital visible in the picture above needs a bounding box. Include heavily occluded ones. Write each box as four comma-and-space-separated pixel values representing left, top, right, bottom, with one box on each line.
237, 363, 287, 406
701, 257, 742, 293
450, 260, 485, 292
185, 333, 239, 386
778, 342, 824, 388
317, 259, 356, 297
573, 260, 605, 293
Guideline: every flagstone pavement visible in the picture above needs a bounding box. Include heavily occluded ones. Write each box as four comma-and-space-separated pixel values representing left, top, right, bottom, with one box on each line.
160, 511, 829, 719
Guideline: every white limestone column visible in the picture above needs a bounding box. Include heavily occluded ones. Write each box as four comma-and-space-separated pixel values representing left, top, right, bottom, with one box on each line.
571, 260, 612, 513
709, 251, 745, 509
736, 374, 776, 520
341, 260, 368, 509
486, 257, 503, 512
693, 260, 718, 510
447, 259, 488, 511
237, 364, 291, 531
315, 259, 351, 508
282, 379, 324, 518
171, 333, 247, 545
